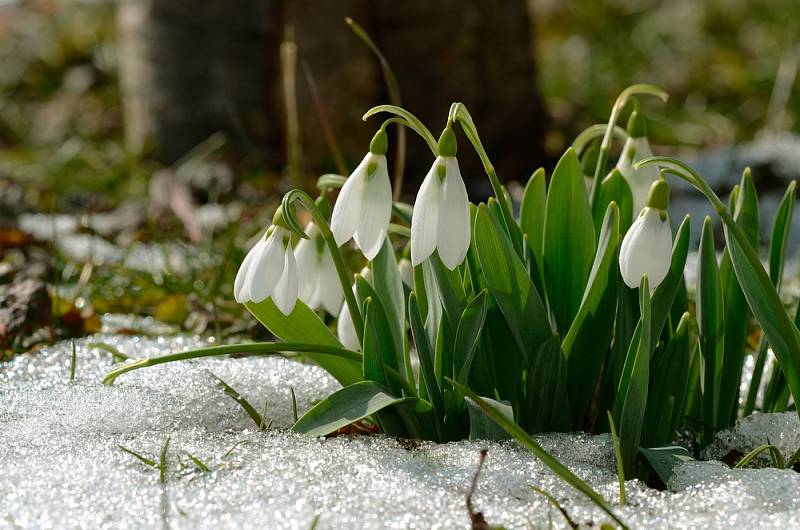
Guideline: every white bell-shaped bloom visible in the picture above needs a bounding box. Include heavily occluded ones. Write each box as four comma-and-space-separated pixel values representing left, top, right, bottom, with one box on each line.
336, 267, 372, 351
330, 152, 392, 260
398, 257, 414, 288
294, 222, 343, 314
619, 207, 672, 291
233, 226, 298, 315
617, 136, 660, 215
410, 156, 470, 269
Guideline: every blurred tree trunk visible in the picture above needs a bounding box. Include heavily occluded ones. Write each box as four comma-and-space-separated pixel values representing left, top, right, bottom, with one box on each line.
116, 0, 283, 164
117, 0, 544, 191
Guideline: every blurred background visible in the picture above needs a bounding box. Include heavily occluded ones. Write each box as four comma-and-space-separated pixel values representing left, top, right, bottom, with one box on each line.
0, 0, 798, 351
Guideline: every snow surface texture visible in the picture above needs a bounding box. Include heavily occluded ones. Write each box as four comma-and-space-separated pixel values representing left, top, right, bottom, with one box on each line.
2, 317, 800, 529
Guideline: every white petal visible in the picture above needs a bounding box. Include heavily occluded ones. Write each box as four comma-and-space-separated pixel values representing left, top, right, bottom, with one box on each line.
330, 154, 370, 247
245, 230, 285, 303
619, 208, 672, 290
399, 258, 414, 288
272, 242, 299, 315
353, 155, 392, 260
337, 296, 360, 351
616, 137, 636, 179
630, 138, 659, 215
436, 157, 471, 269
410, 160, 442, 266
294, 225, 320, 306
317, 247, 344, 314
234, 237, 263, 303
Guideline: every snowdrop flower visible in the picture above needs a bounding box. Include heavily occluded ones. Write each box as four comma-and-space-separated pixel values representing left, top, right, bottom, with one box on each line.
330, 129, 392, 261
398, 257, 414, 288
294, 222, 343, 314
616, 111, 660, 216
233, 210, 298, 315
619, 179, 672, 291
410, 127, 470, 270
337, 267, 372, 351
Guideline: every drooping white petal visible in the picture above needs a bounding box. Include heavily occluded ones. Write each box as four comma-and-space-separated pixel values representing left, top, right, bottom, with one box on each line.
436, 157, 471, 270
353, 155, 392, 260
619, 208, 672, 290
617, 137, 659, 216
245, 229, 285, 303
410, 159, 442, 266
272, 241, 299, 316
399, 257, 413, 288
294, 229, 319, 306
316, 246, 344, 314
234, 237, 264, 303
330, 154, 370, 247
337, 295, 360, 351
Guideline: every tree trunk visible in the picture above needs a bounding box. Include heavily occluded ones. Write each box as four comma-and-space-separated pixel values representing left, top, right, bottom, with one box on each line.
116, 0, 282, 164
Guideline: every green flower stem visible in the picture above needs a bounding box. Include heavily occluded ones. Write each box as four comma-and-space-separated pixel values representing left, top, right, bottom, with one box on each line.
589, 84, 668, 208
571, 123, 628, 156
102, 342, 363, 385
448, 102, 523, 255
363, 105, 438, 155
282, 189, 365, 345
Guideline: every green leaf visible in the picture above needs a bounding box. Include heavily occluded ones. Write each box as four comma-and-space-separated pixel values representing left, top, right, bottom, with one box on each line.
427, 252, 468, 331
372, 236, 406, 365
465, 396, 513, 441
543, 148, 596, 334
563, 202, 620, 423
734, 444, 785, 469
292, 381, 430, 437
246, 299, 362, 385
453, 290, 489, 384
697, 216, 725, 441
718, 170, 759, 426
520, 167, 546, 274
357, 280, 406, 396
615, 276, 651, 473
594, 169, 633, 235
639, 445, 695, 486
745, 182, 796, 415
474, 204, 552, 357
409, 292, 445, 422
447, 378, 629, 529
526, 335, 571, 433
645, 312, 692, 447
650, 215, 691, 347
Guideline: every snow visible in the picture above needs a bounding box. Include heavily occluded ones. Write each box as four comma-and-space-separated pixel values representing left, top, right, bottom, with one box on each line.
2, 317, 800, 529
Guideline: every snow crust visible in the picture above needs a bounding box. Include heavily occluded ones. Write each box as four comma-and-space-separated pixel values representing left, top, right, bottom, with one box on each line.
2, 318, 800, 529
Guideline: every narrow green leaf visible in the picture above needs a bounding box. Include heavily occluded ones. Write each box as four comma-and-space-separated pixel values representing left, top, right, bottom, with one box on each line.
246, 298, 362, 386
526, 336, 571, 433
465, 396, 513, 441
594, 169, 633, 235
292, 381, 428, 437
697, 216, 725, 441
474, 204, 552, 357
734, 444, 785, 469
639, 445, 695, 486
615, 276, 651, 473
453, 290, 489, 384
563, 202, 620, 423
650, 215, 691, 347
645, 312, 692, 447
543, 148, 596, 334
447, 378, 629, 529
520, 167, 546, 273
118, 445, 157, 468
607, 411, 626, 505
746, 181, 795, 415
718, 170, 759, 426
372, 237, 406, 364
409, 292, 445, 422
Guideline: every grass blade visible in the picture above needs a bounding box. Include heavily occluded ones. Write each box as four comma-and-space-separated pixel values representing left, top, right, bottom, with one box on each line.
118, 445, 157, 468
606, 411, 626, 505
210, 373, 264, 430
